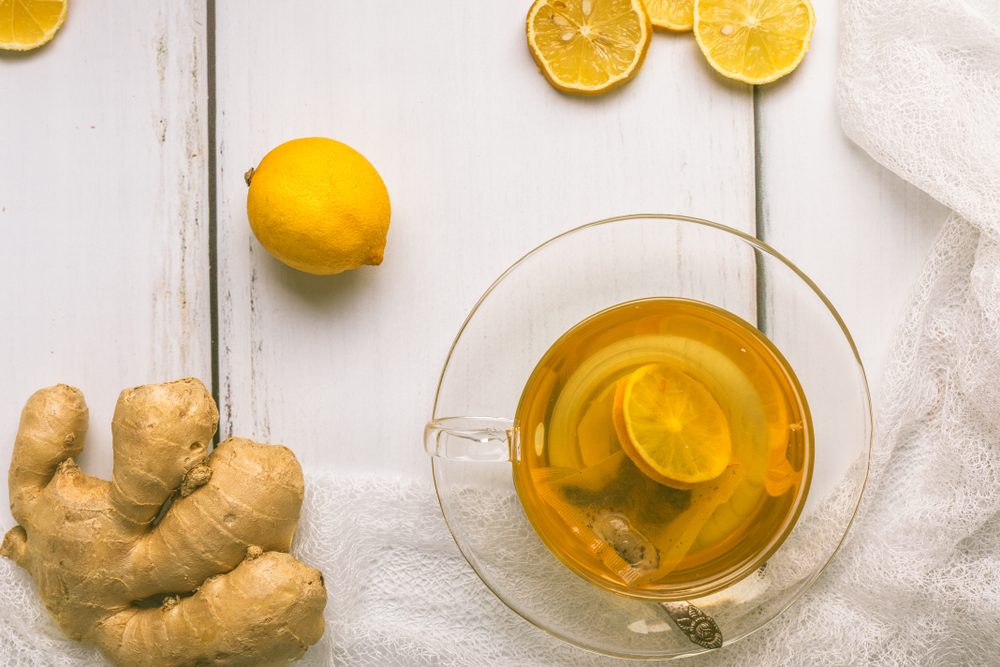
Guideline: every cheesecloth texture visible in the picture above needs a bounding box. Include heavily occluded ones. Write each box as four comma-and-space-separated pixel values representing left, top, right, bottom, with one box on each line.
1, 0, 998, 665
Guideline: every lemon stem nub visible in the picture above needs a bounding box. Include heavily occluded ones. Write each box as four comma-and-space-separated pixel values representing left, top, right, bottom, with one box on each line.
244, 168, 255, 186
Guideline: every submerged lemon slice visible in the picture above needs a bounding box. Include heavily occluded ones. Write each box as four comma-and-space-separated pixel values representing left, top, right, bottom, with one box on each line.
615, 363, 732, 485
526, 0, 652, 95
694, 0, 815, 84
0, 0, 67, 51
645, 0, 694, 32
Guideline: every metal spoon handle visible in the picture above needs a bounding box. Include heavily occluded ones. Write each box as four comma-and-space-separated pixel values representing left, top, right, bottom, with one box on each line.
660, 601, 723, 650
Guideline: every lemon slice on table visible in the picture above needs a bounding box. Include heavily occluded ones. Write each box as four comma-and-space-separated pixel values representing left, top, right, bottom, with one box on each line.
645, 0, 694, 32
614, 363, 732, 485
694, 0, 815, 84
526, 0, 652, 95
0, 0, 68, 51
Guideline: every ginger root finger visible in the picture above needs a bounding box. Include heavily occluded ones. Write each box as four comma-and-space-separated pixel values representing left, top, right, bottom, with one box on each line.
2, 379, 326, 665
110, 378, 218, 527
92, 551, 327, 667
8, 384, 88, 525
127, 437, 305, 598
0, 525, 28, 567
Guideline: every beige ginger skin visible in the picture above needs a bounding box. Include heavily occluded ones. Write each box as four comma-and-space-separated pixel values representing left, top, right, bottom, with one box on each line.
0, 378, 326, 666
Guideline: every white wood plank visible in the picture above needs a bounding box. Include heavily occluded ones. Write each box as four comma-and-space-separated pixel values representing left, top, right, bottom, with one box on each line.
756, 0, 949, 389
215, 1, 756, 477
0, 3, 210, 529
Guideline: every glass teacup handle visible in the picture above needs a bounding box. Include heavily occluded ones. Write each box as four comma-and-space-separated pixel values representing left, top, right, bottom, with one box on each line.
424, 417, 515, 462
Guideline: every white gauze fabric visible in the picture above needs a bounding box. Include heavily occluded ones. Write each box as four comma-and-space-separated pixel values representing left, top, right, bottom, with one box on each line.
1, 0, 999, 665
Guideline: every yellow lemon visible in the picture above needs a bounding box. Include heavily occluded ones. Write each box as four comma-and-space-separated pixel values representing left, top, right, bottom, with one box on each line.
614, 364, 732, 485
645, 0, 694, 32
246, 138, 390, 276
0, 0, 67, 51
526, 0, 652, 95
694, 0, 815, 84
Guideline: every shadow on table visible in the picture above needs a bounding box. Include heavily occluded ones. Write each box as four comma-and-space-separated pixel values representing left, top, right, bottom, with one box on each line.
0, 40, 59, 61
262, 256, 378, 314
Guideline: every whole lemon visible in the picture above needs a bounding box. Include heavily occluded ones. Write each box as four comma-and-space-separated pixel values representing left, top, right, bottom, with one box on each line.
246, 137, 391, 275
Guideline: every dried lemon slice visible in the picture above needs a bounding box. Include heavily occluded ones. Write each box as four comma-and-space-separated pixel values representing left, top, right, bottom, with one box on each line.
526, 0, 652, 95
0, 0, 68, 51
645, 0, 694, 32
694, 0, 815, 84
615, 364, 732, 485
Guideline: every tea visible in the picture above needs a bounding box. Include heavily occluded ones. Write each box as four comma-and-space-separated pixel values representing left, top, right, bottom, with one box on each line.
512, 298, 812, 599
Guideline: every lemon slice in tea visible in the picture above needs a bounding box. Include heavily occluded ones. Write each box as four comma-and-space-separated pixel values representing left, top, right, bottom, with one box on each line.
645, 0, 694, 31
694, 0, 815, 84
615, 363, 732, 485
526, 0, 652, 95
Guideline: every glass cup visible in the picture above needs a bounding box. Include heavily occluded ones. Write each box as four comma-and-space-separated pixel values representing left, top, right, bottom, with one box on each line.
424, 214, 871, 659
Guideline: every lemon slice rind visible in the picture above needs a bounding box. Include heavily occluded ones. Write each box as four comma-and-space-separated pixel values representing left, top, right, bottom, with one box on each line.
645, 0, 694, 32
526, 0, 653, 95
0, 0, 68, 52
693, 0, 815, 85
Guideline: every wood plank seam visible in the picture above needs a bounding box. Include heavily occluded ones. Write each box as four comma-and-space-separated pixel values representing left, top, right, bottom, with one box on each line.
206, 0, 221, 444
752, 85, 769, 335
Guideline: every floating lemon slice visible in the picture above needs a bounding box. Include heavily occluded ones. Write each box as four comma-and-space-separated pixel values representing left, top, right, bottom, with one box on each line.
615, 363, 732, 485
644, 0, 694, 32
694, 0, 815, 84
526, 0, 652, 95
0, 0, 68, 51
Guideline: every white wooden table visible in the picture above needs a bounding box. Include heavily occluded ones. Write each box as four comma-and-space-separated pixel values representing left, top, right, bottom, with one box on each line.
0, 0, 946, 570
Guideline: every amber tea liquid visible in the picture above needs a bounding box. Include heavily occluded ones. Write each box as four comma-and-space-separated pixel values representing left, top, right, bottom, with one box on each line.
513, 298, 812, 599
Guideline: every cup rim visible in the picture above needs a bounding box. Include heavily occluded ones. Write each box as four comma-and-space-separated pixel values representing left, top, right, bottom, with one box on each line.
429, 213, 873, 659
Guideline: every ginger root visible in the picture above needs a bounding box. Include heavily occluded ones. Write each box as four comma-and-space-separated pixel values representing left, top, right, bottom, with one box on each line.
1, 379, 326, 666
